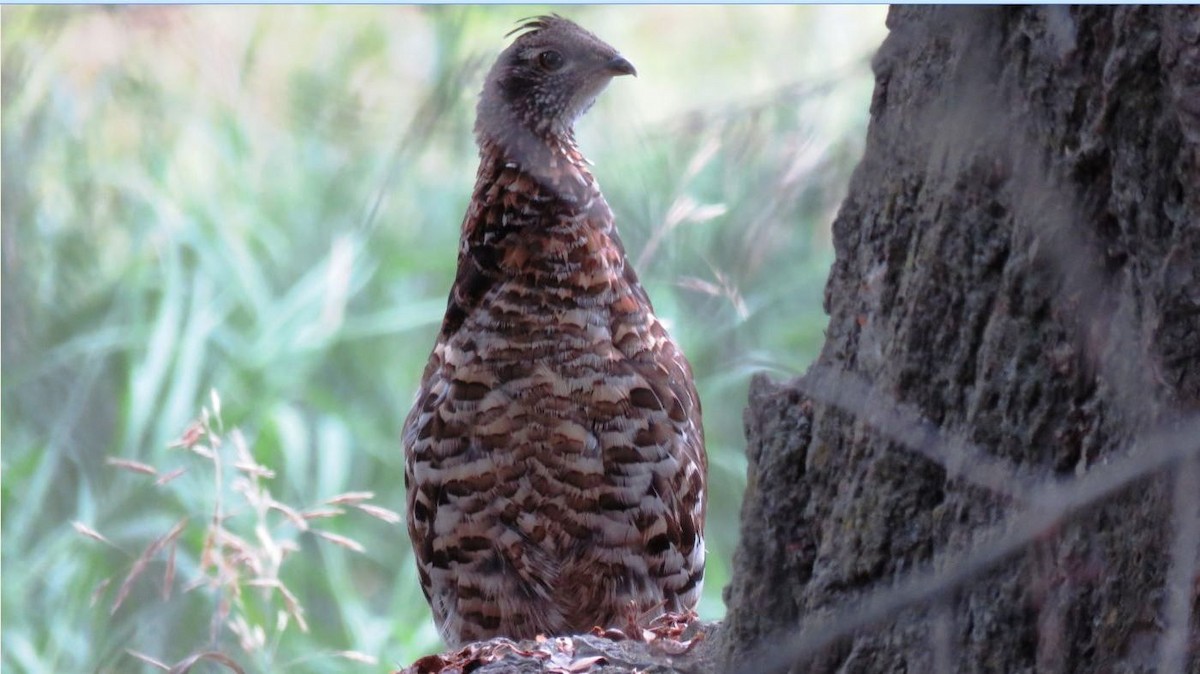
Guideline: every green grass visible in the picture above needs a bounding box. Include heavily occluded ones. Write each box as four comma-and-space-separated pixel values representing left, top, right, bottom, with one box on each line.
1, 6, 886, 672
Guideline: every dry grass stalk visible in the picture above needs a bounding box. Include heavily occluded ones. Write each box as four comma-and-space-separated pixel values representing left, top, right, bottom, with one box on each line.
106, 457, 159, 476
326, 490, 374, 505
165, 650, 246, 674
300, 507, 345, 520
155, 467, 188, 486
90, 578, 113, 607
245, 578, 309, 633
313, 530, 366, 553
111, 517, 189, 614
76, 390, 398, 668
353, 503, 403, 524
336, 650, 379, 664
71, 521, 111, 545
126, 649, 171, 670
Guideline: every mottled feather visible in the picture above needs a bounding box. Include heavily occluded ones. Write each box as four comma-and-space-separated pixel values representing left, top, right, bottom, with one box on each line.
403, 15, 706, 647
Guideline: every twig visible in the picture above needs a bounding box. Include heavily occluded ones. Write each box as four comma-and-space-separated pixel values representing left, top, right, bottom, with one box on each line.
1157, 453, 1200, 674
799, 366, 1031, 501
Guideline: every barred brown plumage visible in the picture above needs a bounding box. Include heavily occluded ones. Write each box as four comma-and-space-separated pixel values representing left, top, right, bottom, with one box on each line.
402, 15, 707, 647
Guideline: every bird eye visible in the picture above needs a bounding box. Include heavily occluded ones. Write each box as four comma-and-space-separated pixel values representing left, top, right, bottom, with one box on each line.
537, 50, 564, 72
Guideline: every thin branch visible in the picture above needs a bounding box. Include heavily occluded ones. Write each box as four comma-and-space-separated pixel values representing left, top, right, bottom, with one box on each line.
1157, 453, 1200, 674
358, 56, 486, 237
799, 365, 1031, 501
657, 59, 871, 137
930, 601, 956, 674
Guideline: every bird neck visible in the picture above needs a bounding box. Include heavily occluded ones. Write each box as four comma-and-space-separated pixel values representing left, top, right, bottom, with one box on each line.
439, 136, 639, 341
459, 139, 628, 285
476, 134, 597, 206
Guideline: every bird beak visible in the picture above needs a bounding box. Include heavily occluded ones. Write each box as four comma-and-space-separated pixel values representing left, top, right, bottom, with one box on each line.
606, 55, 637, 77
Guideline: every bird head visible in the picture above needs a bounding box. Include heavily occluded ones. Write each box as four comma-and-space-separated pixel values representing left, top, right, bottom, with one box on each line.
476, 15, 636, 158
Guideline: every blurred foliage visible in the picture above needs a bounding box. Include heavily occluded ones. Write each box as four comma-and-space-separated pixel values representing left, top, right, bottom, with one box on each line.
1, 5, 886, 672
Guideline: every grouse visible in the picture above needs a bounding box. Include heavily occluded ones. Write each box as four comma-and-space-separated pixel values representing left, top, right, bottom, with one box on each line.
403, 15, 707, 647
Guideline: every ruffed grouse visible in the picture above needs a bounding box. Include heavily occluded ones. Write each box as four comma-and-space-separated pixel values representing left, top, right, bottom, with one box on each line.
403, 15, 707, 647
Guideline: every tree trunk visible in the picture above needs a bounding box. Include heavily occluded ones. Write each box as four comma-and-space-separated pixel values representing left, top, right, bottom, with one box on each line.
722, 6, 1200, 673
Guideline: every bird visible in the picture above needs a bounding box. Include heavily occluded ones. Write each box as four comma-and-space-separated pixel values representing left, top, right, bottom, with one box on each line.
402, 15, 707, 648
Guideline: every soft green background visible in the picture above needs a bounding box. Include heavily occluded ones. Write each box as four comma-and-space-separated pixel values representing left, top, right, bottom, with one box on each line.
2, 6, 886, 672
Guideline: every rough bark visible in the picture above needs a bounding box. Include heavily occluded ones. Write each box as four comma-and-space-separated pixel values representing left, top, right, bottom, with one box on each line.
723, 6, 1200, 673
